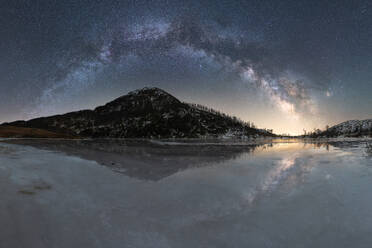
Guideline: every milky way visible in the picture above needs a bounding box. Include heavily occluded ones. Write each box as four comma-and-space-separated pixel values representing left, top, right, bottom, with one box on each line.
1, 0, 371, 134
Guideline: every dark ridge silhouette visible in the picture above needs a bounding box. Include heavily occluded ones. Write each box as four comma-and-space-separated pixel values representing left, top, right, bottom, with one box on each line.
2, 87, 275, 139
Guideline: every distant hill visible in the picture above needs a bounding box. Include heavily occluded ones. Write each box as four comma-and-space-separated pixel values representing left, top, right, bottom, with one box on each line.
2, 87, 274, 139
311, 119, 372, 138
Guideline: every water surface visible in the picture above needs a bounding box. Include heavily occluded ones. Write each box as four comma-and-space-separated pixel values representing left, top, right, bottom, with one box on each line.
0, 139, 371, 248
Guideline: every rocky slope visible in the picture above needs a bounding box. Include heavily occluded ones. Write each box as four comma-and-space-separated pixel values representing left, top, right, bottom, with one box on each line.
3, 87, 273, 138
0, 126, 76, 139
316, 119, 372, 137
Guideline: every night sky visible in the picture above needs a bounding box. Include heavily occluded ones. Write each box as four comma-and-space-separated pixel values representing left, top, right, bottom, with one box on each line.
1, 0, 371, 134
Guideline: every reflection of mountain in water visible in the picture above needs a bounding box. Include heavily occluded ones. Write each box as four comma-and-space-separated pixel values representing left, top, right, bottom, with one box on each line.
3, 139, 260, 181
303, 140, 371, 154
364, 142, 372, 157
2, 139, 369, 181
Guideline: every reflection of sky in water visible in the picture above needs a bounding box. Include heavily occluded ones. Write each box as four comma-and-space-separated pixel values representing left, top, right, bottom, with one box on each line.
0, 140, 371, 247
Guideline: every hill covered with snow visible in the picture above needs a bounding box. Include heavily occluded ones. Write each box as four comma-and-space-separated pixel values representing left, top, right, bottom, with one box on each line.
316, 119, 372, 137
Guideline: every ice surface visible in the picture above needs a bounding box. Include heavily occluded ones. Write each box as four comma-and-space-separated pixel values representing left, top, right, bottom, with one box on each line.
0, 139, 371, 247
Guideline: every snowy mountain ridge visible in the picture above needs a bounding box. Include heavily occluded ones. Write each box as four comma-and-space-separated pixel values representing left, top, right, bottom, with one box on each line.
331, 119, 372, 133
319, 119, 372, 137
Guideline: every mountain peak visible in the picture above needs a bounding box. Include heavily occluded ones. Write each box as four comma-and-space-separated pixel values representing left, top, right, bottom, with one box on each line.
128, 87, 170, 96
92, 86, 182, 116
3, 87, 272, 138
108, 87, 180, 106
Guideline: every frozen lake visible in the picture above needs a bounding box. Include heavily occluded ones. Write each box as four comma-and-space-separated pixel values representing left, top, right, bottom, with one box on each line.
0, 139, 371, 248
